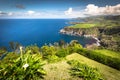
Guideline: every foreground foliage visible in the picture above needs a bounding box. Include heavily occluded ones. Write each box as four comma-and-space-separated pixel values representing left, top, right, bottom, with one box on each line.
67, 60, 104, 80
0, 50, 46, 80
0, 40, 120, 79
66, 53, 120, 80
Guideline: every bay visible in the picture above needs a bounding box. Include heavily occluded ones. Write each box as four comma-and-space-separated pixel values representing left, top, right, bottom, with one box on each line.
0, 19, 95, 49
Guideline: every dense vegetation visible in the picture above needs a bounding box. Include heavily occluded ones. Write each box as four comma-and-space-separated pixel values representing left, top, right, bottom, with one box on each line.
82, 16, 120, 52
0, 40, 120, 80
77, 48, 120, 70
61, 15, 120, 51
0, 48, 46, 80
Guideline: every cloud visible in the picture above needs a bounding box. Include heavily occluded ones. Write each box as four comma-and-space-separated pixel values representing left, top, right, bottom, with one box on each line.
0, 11, 7, 15
0, 4, 120, 19
64, 4, 120, 18
0, 11, 13, 17
64, 8, 73, 15
8, 12, 13, 16
85, 4, 120, 15
15, 4, 25, 9
27, 10, 35, 15
64, 7, 86, 18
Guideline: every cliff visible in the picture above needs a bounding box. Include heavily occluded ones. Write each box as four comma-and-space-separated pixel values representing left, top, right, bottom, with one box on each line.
60, 26, 120, 51
60, 27, 99, 37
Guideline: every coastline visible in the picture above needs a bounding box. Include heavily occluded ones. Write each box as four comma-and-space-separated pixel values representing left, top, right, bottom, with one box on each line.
60, 28, 100, 47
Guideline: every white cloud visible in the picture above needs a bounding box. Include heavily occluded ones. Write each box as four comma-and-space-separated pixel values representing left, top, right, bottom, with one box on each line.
85, 4, 99, 14
1, 4, 120, 19
27, 10, 35, 15
0, 11, 2, 16
0, 11, 5, 16
85, 4, 120, 15
8, 12, 13, 16
64, 4, 120, 18
64, 7, 86, 18
65, 8, 73, 15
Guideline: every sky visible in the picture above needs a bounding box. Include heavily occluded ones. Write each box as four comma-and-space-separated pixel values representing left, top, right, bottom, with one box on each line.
0, 0, 120, 18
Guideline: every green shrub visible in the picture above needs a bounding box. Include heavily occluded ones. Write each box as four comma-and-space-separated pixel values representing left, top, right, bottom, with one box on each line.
56, 48, 70, 57
77, 48, 120, 70
46, 55, 61, 63
0, 52, 19, 67
0, 48, 7, 57
25, 45, 40, 54
41, 45, 56, 57
68, 40, 83, 53
67, 60, 104, 80
0, 50, 46, 80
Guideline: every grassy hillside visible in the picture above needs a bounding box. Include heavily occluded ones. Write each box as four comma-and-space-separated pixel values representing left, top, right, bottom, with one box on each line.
69, 23, 97, 28
66, 53, 120, 80
94, 49, 120, 59
43, 53, 120, 80
70, 15, 120, 28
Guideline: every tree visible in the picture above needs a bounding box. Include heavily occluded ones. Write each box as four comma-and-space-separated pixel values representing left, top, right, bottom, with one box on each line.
59, 40, 66, 47
9, 41, 20, 52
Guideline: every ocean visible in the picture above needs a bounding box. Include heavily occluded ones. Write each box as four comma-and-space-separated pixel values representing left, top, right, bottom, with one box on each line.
0, 19, 95, 49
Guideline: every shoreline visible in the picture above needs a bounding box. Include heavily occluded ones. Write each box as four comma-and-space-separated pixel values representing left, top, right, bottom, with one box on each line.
60, 28, 100, 47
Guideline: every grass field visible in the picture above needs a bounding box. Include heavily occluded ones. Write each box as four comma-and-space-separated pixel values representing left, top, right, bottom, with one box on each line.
69, 23, 97, 28
43, 61, 81, 80
94, 49, 120, 59
43, 53, 120, 80
66, 53, 120, 80
69, 21, 119, 28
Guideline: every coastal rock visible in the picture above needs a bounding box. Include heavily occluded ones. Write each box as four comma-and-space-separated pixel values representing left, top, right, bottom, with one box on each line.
60, 27, 99, 37
60, 27, 101, 46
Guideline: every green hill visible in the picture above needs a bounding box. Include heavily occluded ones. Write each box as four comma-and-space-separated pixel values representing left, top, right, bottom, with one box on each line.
43, 53, 120, 80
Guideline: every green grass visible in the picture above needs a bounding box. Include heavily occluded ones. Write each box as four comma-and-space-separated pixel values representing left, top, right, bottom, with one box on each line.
94, 49, 120, 59
43, 61, 81, 80
66, 53, 120, 80
69, 20, 120, 29
43, 53, 120, 80
69, 23, 97, 28
77, 48, 120, 70
67, 60, 104, 80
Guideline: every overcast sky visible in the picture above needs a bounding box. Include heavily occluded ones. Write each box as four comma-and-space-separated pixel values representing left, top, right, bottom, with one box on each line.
0, 0, 120, 18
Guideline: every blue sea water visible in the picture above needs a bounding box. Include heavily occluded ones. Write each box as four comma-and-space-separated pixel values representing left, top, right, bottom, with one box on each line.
0, 19, 95, 49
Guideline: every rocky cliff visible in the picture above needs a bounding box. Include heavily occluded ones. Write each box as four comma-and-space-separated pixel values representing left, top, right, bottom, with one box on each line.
60, 27, 99, 37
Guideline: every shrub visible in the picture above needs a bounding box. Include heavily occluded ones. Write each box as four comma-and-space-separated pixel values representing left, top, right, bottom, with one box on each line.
25, 45, 40, 54
68, 40, 83, 53
0, 50, 46, 80
56, 48, 70, 57
77, 48, 120, 70
41, 45, 56, 57
46, 55, 61, 63
67, 60, 104, 80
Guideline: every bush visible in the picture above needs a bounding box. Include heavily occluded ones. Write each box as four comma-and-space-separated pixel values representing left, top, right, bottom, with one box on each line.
77, 48, 120, 70
25, 45, 40, 54
67, 60, 104, 80
41, 45, 56, 57
46, 55, 61, 63
56, 48, 70, 57
0, 50, 46, 80
68, 41, 83, 53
